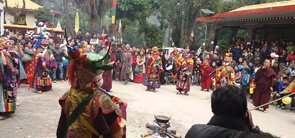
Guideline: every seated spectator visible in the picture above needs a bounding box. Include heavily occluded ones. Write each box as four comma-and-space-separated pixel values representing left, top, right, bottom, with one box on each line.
185, 85, 276, 138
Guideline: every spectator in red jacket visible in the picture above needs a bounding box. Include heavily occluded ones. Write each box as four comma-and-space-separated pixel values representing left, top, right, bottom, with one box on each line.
286, 50, 295, 62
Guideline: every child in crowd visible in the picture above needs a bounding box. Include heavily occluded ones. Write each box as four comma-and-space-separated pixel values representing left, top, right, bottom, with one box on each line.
50, 54, 58, 83
234, 66, 242, 88
241, 68, 250, 96
276, 77, 290, 108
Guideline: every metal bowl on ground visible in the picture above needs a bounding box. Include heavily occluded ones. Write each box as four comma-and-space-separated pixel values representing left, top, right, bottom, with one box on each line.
154, 115, 171, 124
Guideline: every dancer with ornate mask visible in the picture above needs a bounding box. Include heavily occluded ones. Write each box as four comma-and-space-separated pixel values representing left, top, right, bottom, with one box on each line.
144, 47, 163, 92
57, 38, 126, 138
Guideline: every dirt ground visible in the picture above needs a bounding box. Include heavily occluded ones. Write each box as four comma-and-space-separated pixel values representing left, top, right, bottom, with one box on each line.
0, 81, 294, 138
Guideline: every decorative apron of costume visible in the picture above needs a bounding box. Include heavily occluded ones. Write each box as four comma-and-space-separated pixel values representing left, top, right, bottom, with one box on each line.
0, 60, 17, 113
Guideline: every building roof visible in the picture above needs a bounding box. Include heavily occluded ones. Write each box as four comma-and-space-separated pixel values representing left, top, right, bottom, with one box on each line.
231, 0, 295, 12
5, 0, 42, 11
4, 24, 64, 33
196, 0, 295, 23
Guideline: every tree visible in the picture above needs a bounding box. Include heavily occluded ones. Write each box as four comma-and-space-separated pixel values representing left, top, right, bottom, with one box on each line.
4, 0, 26, 25
117, 0, 156, 47
145, 23, 164, 47
62, 0, 75, 35
72, 0, 112, 33
34, 8, 52, 24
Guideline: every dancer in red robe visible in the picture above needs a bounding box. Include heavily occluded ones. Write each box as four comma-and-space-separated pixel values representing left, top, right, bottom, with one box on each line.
200, 60, 212, 91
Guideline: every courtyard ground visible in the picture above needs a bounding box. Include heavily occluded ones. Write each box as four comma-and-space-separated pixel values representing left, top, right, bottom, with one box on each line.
0, 81, 294, 138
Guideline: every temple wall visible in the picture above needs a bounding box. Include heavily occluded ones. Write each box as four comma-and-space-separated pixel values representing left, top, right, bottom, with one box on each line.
5, 12, 37, 26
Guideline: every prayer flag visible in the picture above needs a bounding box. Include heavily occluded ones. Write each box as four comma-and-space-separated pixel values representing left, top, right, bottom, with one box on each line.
75, 12, 80, 33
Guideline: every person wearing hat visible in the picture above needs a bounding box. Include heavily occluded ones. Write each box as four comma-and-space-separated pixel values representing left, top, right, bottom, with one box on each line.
215, 56, 235, 88
34, 36, 53, 93
176, 50, 194, 95
56, 43, 126, 137
144, 47, 163, 92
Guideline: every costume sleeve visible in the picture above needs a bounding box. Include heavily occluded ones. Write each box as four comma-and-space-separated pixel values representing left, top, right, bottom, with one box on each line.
56, 109, 67, 138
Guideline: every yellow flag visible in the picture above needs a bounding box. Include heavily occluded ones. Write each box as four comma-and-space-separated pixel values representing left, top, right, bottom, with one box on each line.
111, 16, 116, 24
75, 12, 80, 33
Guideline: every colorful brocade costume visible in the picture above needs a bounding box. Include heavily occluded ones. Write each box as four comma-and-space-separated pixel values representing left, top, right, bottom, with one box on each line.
215, 57, 235, 88
0, 51, 19, 113
143, 47, 163, 91
34, 50, 52, 92
33, 24, 53, 92
176, 55, 194, 94
58, 88, 126, 138
57, 40, 126, 138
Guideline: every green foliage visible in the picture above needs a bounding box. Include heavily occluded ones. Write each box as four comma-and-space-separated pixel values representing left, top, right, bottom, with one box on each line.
34, 8, 52, 24
217, 28, 237, 51
117, 0, 158, 47
145, 23, 164, 48
117, 0, 155, 21
122, 20, 145, 47
216, 28, 249, 51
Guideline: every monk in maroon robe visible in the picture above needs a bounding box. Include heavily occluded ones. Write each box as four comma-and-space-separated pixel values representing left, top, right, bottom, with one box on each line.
253, 59, 276, 112
200, 60, 212, 91
101, 50, 116, 92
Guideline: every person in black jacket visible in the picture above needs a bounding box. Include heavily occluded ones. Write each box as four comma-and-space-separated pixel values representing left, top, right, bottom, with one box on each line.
185, 85, 276, 138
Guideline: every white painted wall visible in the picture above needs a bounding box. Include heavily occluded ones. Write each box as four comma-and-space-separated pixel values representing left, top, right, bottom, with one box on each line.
5, 12, 37, 26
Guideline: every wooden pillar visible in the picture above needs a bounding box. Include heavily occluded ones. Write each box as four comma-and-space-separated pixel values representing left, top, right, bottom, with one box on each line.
247, 27, 254, 41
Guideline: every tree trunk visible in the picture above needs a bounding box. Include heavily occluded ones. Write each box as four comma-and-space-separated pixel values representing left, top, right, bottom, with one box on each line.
22, 0, 27, 25
63, 0, 74, 35
140, 19, 147, 47
90, 16, 97, 34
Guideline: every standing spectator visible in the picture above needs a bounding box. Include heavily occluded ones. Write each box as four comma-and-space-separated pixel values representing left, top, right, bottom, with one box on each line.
241, 68, 250, 95
120, 45, 132, 85
114, 58, 121, 81
23, 41, 37, 89
51, 40, 66, 81
132, 50, 138, 81
253, 59, 276, 112
101, 45, 116, 92
49, 53, 58, 82
134, 50, 146, 83
260, 44, 270, 62
193, 57, 202, 86
160, 50, 166, 85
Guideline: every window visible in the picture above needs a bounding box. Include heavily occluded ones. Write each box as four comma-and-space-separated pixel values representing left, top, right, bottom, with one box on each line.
17, 14, 26, 25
